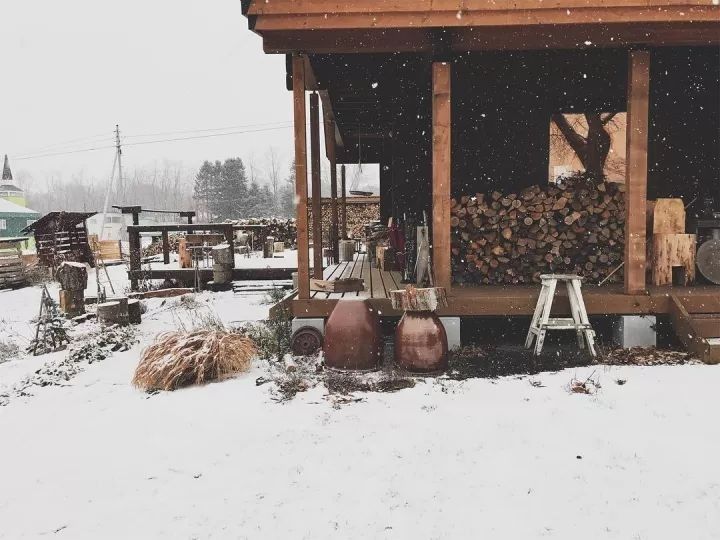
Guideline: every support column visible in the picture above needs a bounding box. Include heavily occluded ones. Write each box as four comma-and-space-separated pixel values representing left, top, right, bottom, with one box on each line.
310, 92, 323, 279
432, 61, 452, 291
161, 230, 170, 265
292, 55, 310, 300
341, 164, 347, 239
624, 49, 650, 295
379, 141, 393, 224
328, 124, 339, 262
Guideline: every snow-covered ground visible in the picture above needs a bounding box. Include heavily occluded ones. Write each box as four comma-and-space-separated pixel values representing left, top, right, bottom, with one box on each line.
1, 274, 720, 539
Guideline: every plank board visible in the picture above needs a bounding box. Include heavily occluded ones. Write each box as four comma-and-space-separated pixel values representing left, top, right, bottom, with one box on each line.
293, 54, 311, 300
624, 49, 650, 295
432, 61, 452, 290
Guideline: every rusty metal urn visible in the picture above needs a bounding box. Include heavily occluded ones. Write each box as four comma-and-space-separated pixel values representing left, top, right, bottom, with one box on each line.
391, 287, 449, 373
394, 311, 448, 373
323, 299, 383, 371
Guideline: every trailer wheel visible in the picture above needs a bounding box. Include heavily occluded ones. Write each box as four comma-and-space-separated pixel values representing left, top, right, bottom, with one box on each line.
291, 326, 323, 356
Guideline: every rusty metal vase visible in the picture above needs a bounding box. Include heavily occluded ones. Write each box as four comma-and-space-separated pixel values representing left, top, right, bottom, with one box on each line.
324, 299, 383, 371
394, 311, 448, 373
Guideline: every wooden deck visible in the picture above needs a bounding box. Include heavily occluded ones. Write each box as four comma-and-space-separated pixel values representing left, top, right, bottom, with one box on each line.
291, 253, 720, 318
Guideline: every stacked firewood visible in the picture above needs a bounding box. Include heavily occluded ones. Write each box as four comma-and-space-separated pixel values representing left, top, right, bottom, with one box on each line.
309, 201, 380, 242
142, 234, 182, 257
451, 176, 625, 285
232, 218, 297, 248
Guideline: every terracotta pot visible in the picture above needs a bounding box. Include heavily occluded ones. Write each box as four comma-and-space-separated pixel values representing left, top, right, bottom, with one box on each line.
324, 299, 383, 370
394, 311, 448, 373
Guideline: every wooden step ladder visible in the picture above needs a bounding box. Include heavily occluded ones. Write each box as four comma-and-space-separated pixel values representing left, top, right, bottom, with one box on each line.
525, 274, 597, 357
670, 294, 720, 364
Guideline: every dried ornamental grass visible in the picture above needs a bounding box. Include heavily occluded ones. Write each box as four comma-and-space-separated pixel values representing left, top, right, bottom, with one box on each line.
132, 330, 256, 391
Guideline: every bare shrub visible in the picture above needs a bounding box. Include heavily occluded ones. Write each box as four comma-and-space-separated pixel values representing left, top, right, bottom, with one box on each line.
132, 330, 256, 392
0, 340, 20, 364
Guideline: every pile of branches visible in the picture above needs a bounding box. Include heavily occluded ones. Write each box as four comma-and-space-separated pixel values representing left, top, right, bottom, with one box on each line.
142, 234, 182, 257
2, 325, 137, 406
452, 174, 625, 285
232, 218, 297, 248
132, 330, 256, 391
603, 347, 696, 366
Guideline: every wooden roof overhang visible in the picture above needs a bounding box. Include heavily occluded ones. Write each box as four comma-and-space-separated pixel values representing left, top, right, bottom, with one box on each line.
242, 1, 720, 54
242, 1, 719, 163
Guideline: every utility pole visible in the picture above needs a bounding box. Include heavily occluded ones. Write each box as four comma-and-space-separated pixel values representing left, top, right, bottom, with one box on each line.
115, 124, 123, 196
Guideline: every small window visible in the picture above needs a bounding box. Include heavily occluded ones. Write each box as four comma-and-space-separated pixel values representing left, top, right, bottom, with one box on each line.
0, 219, 7, 230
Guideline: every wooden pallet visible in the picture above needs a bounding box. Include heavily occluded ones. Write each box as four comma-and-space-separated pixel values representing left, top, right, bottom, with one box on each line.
670, 294, 720, 364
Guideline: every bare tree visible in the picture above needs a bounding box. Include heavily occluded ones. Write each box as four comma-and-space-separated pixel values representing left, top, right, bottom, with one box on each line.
265, 147, 282, 210
551, 112, 620, 178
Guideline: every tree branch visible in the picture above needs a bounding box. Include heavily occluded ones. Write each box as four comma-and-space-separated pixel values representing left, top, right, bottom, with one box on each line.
601, 112, 618, 125
551, 113, 587, 158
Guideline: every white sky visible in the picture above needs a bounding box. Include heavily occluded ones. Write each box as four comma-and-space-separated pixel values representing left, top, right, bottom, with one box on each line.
1, 0, 294, 185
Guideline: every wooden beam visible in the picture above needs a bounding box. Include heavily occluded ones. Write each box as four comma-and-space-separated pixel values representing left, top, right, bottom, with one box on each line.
249, 1, 716, 16
327, 118, 339, 262
432, 61, 452, 291
260, 23, 719, 54
251, 4, 720, 30
624, 49, 650, 295
341, 164, 347, 239
319, 90, 344, 151
310, 92, 323, 279
293, 55, 310, 300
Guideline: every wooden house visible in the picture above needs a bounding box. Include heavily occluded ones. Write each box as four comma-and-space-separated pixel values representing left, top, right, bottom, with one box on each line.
241, 2, 720, 358
22, 212, 96, 269
0, 156, 40, 242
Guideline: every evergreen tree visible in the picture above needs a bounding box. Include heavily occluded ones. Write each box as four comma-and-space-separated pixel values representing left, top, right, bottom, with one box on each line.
280, 159, 297, 218
193, 157, 248, 221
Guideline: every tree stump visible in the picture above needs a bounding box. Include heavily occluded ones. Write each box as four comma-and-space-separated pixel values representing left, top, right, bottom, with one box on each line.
56, 262, 87, 291
264, 236, 275, 258
127, 299, 142, 325
652, 234, 696, 286
56, 262, 87, 316
97, 298, 129, 325
211, 243, 233, 285
59, 289, 85, 317
390, 286, 448, 312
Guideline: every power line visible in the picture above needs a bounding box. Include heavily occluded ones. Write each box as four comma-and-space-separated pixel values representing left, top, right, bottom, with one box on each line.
13, 122, 293, 161
122, 120, 293, 140
123, 125, 292, 148
14, 133, 116, 156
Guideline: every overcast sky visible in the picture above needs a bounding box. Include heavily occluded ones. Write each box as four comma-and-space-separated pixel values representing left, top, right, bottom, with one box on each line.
1, 0, 294, 186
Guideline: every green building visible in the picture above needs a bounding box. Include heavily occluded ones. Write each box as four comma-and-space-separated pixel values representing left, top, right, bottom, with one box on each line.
0, 155, 40, 241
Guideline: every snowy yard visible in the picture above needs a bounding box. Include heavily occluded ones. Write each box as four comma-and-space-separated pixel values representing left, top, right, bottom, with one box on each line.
1, 277, 719, 539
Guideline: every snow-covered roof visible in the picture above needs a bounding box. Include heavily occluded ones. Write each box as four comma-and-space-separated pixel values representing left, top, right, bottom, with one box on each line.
0, 197, 39, 215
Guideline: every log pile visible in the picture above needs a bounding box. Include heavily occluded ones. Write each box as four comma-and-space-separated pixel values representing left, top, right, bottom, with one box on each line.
309, 200, 380, 242
451, 176, 625, 285
232, 218, 297, 248
143, 234, 182, 257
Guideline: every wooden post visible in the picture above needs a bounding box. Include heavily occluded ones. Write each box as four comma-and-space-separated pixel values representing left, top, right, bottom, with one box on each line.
341, 164, 347, 239
128, 227, 141, 291
223, 225, 235, 269
432, 61, 452, 291
293, 55, 310, 300
624, 49, 650, 295
161, 230, 170, 265
329, 138, 339, 263
310, 92, 323, 279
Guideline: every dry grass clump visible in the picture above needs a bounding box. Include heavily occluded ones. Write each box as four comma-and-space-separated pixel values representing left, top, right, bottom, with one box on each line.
132, 330, 256, 391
